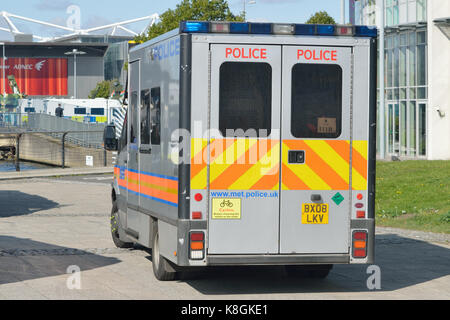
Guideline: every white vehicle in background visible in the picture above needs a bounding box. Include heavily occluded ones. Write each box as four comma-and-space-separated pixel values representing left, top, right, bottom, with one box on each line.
104, 21, 378, 281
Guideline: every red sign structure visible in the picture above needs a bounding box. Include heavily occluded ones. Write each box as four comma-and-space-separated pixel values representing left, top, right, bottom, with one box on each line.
0, 58, 68, 96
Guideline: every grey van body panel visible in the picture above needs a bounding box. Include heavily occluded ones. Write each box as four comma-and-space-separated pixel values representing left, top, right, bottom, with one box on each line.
112, 28, 376, 267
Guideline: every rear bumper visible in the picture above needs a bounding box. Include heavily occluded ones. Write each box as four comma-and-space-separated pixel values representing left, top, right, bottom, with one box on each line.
207, 253, 350, 266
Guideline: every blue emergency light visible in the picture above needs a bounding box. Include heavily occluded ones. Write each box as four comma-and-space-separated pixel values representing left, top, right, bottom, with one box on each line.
179, 21, 377, 38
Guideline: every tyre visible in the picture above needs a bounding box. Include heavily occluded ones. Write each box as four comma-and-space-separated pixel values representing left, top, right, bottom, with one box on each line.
285, 264, 333, 279
110, 202, 133, 249
151, 220, 177, 281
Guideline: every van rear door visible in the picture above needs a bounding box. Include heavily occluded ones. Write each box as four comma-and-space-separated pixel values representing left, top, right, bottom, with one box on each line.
279, 46, 353, 254
207, 44, 281, 254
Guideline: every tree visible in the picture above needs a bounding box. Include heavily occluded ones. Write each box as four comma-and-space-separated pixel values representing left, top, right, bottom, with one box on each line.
135, 0, 243, 43
89, 79, 122, 99
306, 11, 336, 25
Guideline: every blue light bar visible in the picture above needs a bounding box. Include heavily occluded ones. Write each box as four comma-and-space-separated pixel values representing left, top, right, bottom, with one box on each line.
250, 23, 272, 34
180, 21, 209, 33
230, 22, 250, 34
178, 21, 378, 38
355, 25, 378, 37
294, 24, 315, 35
316, 24, 335, 36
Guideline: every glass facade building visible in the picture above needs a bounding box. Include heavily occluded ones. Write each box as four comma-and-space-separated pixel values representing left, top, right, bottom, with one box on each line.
357, 0, 430, 158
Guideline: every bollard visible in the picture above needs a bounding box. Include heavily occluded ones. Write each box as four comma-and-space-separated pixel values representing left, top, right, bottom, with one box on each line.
15, 133, 22, 172
61, 132, 68, 168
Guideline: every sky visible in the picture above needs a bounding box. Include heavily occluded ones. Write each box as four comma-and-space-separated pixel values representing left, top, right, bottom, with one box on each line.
0, 0, 344, 41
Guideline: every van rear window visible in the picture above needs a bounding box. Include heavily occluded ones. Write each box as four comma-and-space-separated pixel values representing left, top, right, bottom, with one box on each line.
219, 62, 272, 137
291, 64, 342, 138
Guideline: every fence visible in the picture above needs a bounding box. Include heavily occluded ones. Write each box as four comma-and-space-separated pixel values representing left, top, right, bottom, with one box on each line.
0, 113, 112, 171
0, 113, 105, 148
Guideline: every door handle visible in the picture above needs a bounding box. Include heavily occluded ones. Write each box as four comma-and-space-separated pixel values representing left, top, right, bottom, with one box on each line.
311, 194, 322, 202
139, 147, 152, 154
288, 150, 305, 164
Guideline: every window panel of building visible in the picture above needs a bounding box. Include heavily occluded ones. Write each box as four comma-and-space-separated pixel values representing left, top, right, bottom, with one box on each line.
408, 101, 416, 156
418, 104, 426, 156
400, 102, 407, 155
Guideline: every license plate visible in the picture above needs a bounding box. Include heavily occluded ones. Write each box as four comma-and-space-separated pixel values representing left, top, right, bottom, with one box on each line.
302, 203, 329, 224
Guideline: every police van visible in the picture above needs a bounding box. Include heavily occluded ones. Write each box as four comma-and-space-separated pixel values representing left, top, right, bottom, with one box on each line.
104, 21, 377, 281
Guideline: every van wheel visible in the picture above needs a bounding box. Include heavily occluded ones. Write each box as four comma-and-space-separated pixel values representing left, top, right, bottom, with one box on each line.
285, 264, 333, 279
151, 220, 177, 281
111, 202, 133, 248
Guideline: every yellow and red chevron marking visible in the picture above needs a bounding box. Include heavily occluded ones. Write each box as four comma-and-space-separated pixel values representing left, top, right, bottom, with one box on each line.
190, 139, 367, 191
282, 140, 368, 191
351, 140, 368, 190
191, 138, 208, 190
190, 138, 280, 190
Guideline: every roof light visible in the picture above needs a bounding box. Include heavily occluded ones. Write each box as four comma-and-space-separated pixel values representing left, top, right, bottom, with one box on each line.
294, 24, 316, 35
355, 25, 378, 37
250, 23, 272, 34
230, 22, 249, 33
336, 25, 355, 36
211, 22, 230, 33
180, 21, 209, 33
316, 24, 335, 36
273, 23, 294, 35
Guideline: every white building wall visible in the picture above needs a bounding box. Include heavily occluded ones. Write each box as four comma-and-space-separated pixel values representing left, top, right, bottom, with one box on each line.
427, 0, 450, 160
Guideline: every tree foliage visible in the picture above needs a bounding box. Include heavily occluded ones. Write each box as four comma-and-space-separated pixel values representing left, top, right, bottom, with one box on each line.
135, 0, 243, 43
306, 11, 336, 25
89, 79, 122, 99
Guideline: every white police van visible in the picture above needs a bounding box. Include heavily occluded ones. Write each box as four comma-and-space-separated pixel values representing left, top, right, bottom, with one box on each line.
104, 21, 377, 281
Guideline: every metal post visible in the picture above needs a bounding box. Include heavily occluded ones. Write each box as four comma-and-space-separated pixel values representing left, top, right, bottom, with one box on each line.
341, 0, 346, 24
1, 42, 5, 96
61, 132, 68, 168
379, 0, 386, 159
104, 147, 107, 167
15, 133, 21, 172
74, 53, 77, 99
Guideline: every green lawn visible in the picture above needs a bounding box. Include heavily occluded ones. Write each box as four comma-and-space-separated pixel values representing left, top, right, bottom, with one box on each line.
375, 160, 450, 234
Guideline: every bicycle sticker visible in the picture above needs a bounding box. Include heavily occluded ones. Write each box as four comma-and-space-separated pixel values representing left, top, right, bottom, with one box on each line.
212, 198, 241, 220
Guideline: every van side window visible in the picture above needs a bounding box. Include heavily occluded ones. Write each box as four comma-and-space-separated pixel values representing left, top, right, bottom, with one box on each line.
150, 87, 161, 145
140, 89, 151, 145
219, 62, 272, 137
129, 91, 138, 144
291, 64, 342, 138
118, 112, 127, 152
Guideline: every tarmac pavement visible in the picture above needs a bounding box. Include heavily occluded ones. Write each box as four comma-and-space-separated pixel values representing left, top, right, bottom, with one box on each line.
0, 173, 449, 300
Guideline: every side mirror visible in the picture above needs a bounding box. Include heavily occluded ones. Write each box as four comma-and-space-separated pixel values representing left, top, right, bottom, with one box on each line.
103, 125, 118, 151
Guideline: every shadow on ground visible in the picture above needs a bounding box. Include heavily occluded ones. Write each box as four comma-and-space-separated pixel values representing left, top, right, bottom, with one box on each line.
0, 190, 59, 217
149, 234, 449, 295
0, 236, 120, 285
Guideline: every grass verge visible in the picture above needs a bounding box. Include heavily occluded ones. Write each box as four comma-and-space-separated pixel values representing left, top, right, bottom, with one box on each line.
375, 160, 450, 234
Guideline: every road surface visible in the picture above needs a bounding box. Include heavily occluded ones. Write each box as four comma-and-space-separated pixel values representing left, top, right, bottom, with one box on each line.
0, 175, 449, 299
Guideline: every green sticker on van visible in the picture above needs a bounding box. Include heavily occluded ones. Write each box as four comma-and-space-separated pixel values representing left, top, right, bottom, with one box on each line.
332, 192, 344, 205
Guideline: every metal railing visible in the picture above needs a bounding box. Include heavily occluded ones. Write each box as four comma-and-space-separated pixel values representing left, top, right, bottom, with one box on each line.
0, 113, 110, 171
0, 112, 106, 148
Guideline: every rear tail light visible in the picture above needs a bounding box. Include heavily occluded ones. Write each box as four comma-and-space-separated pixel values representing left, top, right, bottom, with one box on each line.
352, 231, 368, 258
356, 210, 366, 219
189, 232, 205, 260
192, 211, 202, 219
